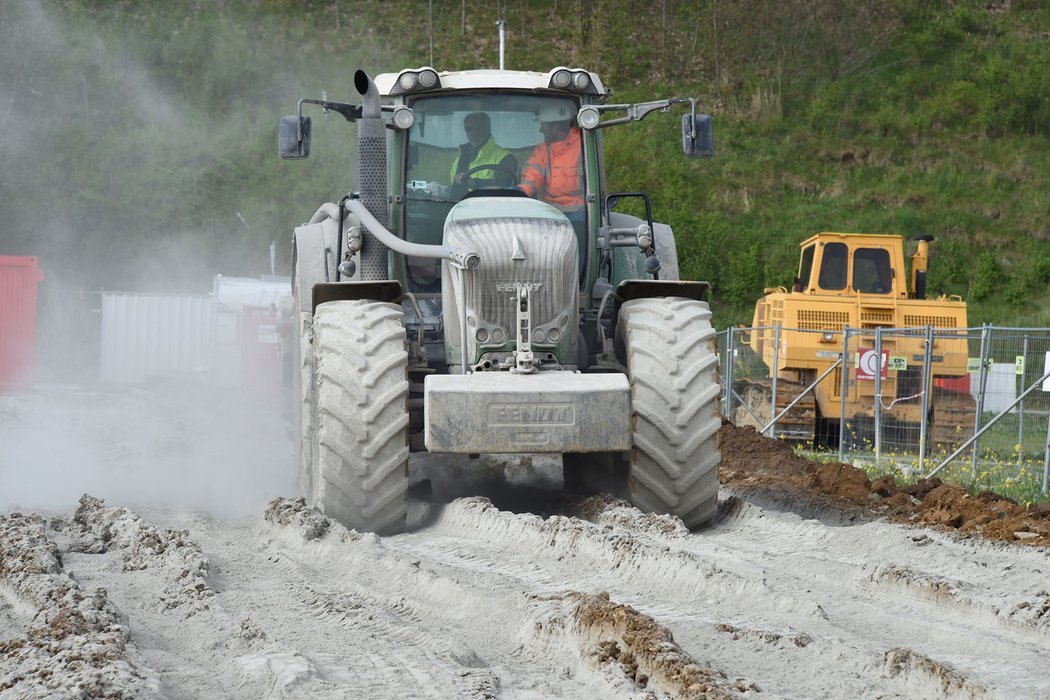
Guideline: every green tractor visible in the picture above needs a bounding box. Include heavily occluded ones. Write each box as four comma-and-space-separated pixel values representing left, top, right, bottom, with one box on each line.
279, 66, 719, 534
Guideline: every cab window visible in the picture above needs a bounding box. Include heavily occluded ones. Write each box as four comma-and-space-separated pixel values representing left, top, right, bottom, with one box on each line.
817, 242, 847, 290
853, 248, 892, 294
796, 244, 815, 291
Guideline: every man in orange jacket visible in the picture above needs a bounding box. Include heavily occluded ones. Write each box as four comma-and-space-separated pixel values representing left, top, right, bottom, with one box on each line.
518, 102, 587, 277
518, 102, 584, 211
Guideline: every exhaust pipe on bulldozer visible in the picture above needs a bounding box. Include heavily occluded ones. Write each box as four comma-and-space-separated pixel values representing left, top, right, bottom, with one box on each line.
354, 70, 389, 281
910, 235, 933, 299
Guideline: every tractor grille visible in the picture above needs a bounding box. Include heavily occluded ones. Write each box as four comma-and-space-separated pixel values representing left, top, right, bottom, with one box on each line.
443, 213, 577, 357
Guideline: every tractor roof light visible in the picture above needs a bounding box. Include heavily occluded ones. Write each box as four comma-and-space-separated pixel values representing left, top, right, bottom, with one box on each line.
548, 68, 598, 95
390, 68, 442, 96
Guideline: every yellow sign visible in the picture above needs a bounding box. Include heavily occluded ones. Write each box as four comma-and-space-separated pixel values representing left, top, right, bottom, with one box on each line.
888, 356, 907, 371
1016, 356, 1025, 375
967, 357, 981, 373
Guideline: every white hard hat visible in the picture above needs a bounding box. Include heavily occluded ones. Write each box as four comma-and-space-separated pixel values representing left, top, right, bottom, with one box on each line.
537, 102, 573, 122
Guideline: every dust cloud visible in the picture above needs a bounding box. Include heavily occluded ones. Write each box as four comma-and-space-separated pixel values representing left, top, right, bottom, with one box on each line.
0, 3, 394, 518
0, 384, 296, 518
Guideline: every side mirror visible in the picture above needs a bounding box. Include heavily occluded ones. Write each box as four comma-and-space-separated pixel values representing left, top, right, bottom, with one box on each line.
682, 113, 713, 158
279, 115, 311, 160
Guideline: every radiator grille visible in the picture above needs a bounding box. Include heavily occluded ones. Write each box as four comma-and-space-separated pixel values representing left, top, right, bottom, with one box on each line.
904, 314, 958, 328
860, 310, 895, 325
798, 309, 849, 331
443, 214, 577, 354
770, 299, 785, 324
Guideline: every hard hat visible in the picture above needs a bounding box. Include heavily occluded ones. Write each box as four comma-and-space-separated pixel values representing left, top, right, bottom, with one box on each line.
537, 102, 573, 122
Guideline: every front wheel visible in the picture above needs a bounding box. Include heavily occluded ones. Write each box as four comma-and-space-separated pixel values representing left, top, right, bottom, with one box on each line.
619, 297, 721, 528
310, 299, 410, 534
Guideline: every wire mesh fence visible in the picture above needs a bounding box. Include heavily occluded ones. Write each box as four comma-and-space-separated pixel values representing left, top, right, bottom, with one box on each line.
718, 325, 1050, 496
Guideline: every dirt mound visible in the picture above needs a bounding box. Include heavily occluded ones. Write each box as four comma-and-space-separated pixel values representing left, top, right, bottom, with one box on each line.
718, 420, 1050, 547
575, 591, 743, 698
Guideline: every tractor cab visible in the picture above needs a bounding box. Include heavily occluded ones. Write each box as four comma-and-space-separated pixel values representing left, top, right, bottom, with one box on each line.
391, 89, 588, 293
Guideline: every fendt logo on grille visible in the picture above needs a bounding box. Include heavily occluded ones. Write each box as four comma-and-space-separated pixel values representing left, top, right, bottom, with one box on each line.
494, 282, 543, 292
489, 403, 574, 426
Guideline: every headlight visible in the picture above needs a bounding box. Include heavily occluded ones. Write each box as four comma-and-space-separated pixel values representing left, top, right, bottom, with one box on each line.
547, 68, 598, 94
398, 72, 418, 91
390, 68, 442, 95
392, 106, 415, 130
577, 106, 601, 130
418, 69, 438, 88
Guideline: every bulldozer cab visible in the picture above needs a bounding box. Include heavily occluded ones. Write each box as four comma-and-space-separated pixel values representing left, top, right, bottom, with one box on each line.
399, 93, 585, 292
796, 233, 903, 297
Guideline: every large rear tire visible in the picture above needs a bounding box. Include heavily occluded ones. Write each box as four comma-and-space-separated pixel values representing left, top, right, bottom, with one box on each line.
619, 297, 721, 528
292, 280, 315, 500
310, 300, 410, 534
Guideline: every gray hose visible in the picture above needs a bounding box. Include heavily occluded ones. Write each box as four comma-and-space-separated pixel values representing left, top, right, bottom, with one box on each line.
344, 199, 480, 270
308, 203, 342, 226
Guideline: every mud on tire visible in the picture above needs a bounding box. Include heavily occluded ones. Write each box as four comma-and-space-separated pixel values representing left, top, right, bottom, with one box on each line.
620, 297, 721, 528
310, 299, 410, 535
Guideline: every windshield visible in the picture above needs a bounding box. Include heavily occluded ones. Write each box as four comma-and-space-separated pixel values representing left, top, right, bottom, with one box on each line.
405, 94, 577, 195
401, 93, 583, 292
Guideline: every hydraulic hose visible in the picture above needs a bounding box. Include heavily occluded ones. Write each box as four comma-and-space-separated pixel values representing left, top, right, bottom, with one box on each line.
344, 198, 480, 270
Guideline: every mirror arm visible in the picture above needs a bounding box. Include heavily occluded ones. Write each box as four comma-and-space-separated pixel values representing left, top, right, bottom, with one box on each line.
585, 97, 697, 129
298, 98, 363, 123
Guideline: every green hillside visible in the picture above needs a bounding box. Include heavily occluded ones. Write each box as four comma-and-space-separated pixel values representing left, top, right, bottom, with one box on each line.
2, 0, 1048, 327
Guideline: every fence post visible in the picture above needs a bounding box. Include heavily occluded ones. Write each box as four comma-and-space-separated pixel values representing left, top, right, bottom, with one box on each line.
838, 326, 851, 463
971, 323, 991, 478
918, 324, 934, 473
1018, 334, 1028, 465
874, 326, 883, 462
724, 326, 736, 419
769, 324, 781, 438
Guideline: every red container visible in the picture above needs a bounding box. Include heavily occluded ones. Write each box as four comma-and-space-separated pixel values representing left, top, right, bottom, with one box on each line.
0, 257, 44, 391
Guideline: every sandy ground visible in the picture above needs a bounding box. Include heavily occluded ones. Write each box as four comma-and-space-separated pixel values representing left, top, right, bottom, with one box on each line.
2, 385, 1050, 699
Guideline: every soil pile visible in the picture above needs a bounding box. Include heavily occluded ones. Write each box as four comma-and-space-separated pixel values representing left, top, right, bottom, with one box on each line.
718, 419, 1050, 546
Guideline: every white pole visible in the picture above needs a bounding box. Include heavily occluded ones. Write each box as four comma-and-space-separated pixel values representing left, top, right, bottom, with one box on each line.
498, 19, 506, 70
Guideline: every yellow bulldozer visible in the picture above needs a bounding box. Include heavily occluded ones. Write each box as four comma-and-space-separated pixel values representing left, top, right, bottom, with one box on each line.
734, 232, 975, 450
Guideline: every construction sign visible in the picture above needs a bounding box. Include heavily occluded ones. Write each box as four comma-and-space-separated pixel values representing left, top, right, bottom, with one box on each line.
856, 349, 889, 381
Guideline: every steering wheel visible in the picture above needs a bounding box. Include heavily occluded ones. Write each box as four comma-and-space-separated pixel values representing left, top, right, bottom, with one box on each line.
451, 163, 517, 200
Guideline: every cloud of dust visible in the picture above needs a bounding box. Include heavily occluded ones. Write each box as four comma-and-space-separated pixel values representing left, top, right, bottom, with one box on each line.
0, 1, 402, 518
0, 384, 297, 518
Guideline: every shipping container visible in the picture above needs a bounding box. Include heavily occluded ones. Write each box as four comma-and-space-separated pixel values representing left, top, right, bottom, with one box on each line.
99, 292, 213, 383
0, 256, 44, 391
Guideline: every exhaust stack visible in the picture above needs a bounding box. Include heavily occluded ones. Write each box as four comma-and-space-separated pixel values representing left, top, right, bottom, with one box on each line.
910, 235, 933, 299
354, 69, 389, 281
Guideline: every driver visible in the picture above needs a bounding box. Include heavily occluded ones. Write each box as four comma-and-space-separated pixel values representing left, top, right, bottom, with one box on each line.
450, 112, 517, 191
